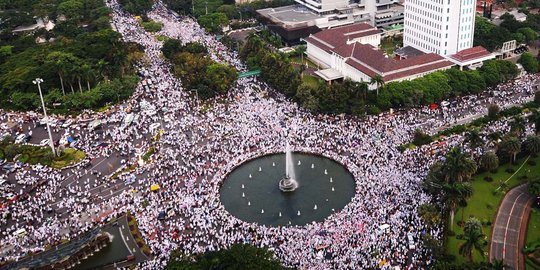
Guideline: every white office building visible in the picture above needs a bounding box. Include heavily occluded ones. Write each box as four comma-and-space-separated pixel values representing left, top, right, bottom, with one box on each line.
403, 0, 476, 56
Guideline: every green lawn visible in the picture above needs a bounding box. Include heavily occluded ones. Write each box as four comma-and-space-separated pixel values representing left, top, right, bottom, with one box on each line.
447, 155, 540, 263
527, 207, 540, 248
51, 148, 86, 169
1, 143, 85, 169
526, 207, 540, 270
290, 56, 318, 69
302, 75, 321, 90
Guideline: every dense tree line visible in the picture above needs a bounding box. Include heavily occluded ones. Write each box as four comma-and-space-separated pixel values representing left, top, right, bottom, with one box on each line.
240, 34, 300, 99
240, 34, 521, 116
165, 244, 292, 270
118, 0, 153, 16
475, 12, 540, 51
161, 39, 237, 99
0, 0, 143, 113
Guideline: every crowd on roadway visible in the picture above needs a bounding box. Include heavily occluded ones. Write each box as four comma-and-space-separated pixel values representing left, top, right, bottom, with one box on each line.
0, 0, 539, 269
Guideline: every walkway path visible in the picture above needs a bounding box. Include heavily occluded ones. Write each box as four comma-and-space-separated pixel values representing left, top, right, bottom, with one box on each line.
490, 184, 535, 269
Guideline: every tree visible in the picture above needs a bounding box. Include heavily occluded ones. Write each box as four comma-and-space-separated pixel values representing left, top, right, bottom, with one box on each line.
423, 162, 444, 195
529, 177, 540, 198
459, 217, 486, 262
204, 63, 238, 96
488, 104, 500, 120
417, 203, 441, 229
413, 129, 432, 146
445, 68, 469, 95
518, 52, 539, 73
370, 74, 384, 96
165, 244, 290, 270
517, 27, 539, 44
163, 0, 193, 15
529, 110, 540, 134
197, 12, 228, 34
523, 135, 540, 155
81, 64, 94, 91
58, 0, 84, 20
444, 182, 474, 231
499, 136, 521, 164
4, 144, 19, 161
465, 128, 484, 149
480, 151, 499, 172
162, 39, 184, 60
0, 45, 13, 64
442, 147, 477, 184
119, 0, 153, 15
509, 115, 526, 137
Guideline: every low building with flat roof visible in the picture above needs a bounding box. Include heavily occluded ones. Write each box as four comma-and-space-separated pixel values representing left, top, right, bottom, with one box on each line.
257, 0, 404, 44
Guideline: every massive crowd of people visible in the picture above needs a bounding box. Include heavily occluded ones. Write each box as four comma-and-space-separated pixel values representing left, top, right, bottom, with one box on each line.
0, 0, 538, 269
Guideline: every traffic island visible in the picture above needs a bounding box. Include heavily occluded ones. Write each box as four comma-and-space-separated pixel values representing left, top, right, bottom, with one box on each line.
127, 214, 153, 259
1, 140, 86, 170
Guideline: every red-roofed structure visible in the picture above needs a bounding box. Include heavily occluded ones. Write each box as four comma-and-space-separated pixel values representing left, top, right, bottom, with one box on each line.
448, 46, 495, 70
305, 23, 455, 88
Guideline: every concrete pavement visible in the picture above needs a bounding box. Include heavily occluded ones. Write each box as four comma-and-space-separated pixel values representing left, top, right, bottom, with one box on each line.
490, 184, 535, 270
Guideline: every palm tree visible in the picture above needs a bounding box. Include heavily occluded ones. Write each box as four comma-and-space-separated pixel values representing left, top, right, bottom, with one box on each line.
444, 182, 473, 231
459, 217, 486, 262
46, 51, 68, 95
370, 74, 384, 96
528, 110, 540, 134
499, 136, 521, 164
442, 147, 478, 184
96, 59, 109, 81
480, 151, 499, 172
417, 203, 441, 229
81, 64, 94, 91
487, 131, 502, 147
488, 259, 507, 270
465, 128, 484, 149
510, 116, 526, 137
523, 135, 540, 156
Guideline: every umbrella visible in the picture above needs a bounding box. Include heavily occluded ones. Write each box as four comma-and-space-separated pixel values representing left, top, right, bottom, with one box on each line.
150, 184, 160, 191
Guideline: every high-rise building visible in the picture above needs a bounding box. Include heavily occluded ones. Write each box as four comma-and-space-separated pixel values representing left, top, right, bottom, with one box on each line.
403, 0, 476, 55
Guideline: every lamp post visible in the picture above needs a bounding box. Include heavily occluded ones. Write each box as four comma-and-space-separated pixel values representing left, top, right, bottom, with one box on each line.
33, 78, 56, 156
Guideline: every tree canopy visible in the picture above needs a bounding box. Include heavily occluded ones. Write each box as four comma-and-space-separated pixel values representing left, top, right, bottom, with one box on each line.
0, 0, 143, 113
162, 39, 237, 99
165, 244, 292, 270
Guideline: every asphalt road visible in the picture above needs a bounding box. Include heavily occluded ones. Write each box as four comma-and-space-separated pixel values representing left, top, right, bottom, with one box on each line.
490, 184, 535, 269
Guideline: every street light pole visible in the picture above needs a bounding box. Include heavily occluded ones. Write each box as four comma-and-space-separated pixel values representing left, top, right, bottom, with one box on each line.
33, 78, 56, 156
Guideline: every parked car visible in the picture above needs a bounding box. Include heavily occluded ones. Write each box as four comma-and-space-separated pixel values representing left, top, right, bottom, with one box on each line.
15, 134, 29, 144
2, 163, 15, 173
39, 139, 50, 146
61, 119, 73, 128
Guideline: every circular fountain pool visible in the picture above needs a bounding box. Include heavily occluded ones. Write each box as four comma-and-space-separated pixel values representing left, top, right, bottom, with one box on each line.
219, 152, 356, 226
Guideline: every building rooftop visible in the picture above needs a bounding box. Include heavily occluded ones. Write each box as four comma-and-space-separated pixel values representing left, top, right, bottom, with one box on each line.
344, 43, 452, 81
257, 5, 321, 28
450, 46, 492, 62
304, 23, 382, 52
394, 46, 425, 59
305, 23, 454, 82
